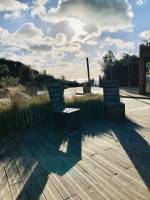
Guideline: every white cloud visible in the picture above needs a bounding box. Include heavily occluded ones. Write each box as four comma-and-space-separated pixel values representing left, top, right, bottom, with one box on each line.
140, 30, 150, 40
0, 24, 82, 73
136, 0, 144, 5
15, 23, 43, 39
45, 56, 101, 80
30, 0, 134, 39
67, 18, 87, 39
0, 0, 27, 12
46, 0, 133, 31
31, 0, 47, 17
4, 10, 21, 19
29, 44, 52, 52
104, 37, 135, 50
54, 33, 68, 46
115, 51, 125, 60
0, 23, 47, 54
29, 0, 134, 55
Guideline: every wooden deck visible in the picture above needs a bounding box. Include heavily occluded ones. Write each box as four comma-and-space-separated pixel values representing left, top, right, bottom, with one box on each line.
0, 98, 150, 200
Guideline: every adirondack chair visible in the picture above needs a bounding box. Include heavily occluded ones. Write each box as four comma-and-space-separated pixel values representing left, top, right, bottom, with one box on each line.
103, 80, 125, 120
47, 83, 81, 131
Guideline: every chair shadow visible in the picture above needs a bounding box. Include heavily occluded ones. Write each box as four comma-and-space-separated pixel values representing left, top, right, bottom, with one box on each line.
14, 118, 150, 200
15, 120, 109, 200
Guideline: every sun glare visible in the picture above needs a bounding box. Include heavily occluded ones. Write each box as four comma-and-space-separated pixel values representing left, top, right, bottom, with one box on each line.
68, 18, 86, 37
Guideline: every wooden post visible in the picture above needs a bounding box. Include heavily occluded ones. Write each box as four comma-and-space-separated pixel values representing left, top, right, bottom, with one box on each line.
139, 45, 150, 94
86, 57, 90, 83
128, 59, 130, 87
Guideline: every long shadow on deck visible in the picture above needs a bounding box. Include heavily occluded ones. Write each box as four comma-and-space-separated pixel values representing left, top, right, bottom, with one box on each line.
3, 118, 149, 199
14, 121, 108, 200
110, 119, 150, 190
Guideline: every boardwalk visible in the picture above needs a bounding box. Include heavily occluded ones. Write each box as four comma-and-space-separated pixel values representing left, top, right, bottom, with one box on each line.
0, 97, 150, 200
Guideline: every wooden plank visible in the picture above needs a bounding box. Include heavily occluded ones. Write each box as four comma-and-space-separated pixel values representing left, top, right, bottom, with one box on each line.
24, 131, 103, 200
1, 118, 149, 200
63, 171, 105, 200
0, 143, 12, 200
27, 126, 132, 199
68, 194, 81, 200
78, 159, 131, 200
37, 175, 63, 200
49, 173, 76, 200
9, 137, 48, 200
77, 141, 145, 200
0, 159, 7, 185
10, 182, 29, 200
81, 141, 150, 199
7, 139, 33, 184
70, 164, 97, 188
83, 139, 150, 187
2, 146, 22, 186
0, 183, 12, 200
20, 132, 72, 198
21, 176, 47, 200
12, 136, 46, 178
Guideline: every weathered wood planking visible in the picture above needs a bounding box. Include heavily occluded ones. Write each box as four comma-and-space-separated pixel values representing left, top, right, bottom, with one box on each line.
0, 183, 12, 200
10, 182, 29, 200
0, 112, 150, 200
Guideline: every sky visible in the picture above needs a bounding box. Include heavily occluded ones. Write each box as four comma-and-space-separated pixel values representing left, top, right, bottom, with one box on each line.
0, 0, 150, 80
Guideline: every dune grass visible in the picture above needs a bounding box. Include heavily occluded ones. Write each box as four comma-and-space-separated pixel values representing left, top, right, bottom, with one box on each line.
65, 94, 104, 118
0, 92, 104, 135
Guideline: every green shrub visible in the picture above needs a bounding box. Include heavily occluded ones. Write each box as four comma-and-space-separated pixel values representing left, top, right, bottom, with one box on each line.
0, 76, 19, 88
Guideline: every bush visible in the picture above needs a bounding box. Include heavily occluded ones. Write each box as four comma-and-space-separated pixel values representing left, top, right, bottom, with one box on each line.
0, 76, 19, 88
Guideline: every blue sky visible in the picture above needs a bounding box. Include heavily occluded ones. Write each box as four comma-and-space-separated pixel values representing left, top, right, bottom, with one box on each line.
0, 0, 150, 80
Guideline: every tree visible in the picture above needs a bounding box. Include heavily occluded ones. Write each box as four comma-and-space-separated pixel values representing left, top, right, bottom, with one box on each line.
60, 75, 66, 81
103, 50, 115, 80
0, 64, 10, 78
102, 51, 139, 86
19, 66, 35, 84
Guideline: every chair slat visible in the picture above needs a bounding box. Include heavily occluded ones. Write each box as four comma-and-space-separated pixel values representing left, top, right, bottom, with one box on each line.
103, 80, 120, 104
47, 83, 65, 112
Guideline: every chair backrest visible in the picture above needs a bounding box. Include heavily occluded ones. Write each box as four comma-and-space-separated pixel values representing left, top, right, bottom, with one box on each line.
47, 83, 65, 112
103, 80, 120, 104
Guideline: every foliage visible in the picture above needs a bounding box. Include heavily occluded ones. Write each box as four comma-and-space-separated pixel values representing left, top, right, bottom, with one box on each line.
103, 50, 115, 80
0, 58, 81, 89
0, 64, 10, 78
0, 76, 19, 88
0, 58, 39, 87
0, 58, 39, 78
102, 51, 139, 86
19, 66, 35, 84
35, 74, 56, 90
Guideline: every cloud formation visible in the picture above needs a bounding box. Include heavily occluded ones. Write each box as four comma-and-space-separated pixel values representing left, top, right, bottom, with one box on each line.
0, 0, 28, 12
135, 0, 144, 5
47, 0, 133, 31
140, 30, 150, 40
0, 0, 148, 79
105, 37, 135, 50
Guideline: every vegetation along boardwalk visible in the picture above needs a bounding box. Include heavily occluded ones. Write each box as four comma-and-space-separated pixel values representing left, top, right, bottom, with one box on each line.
0, 97, 150, 200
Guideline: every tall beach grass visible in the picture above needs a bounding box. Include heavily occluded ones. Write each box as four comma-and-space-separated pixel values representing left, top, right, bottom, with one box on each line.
0, 89, 104, 136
